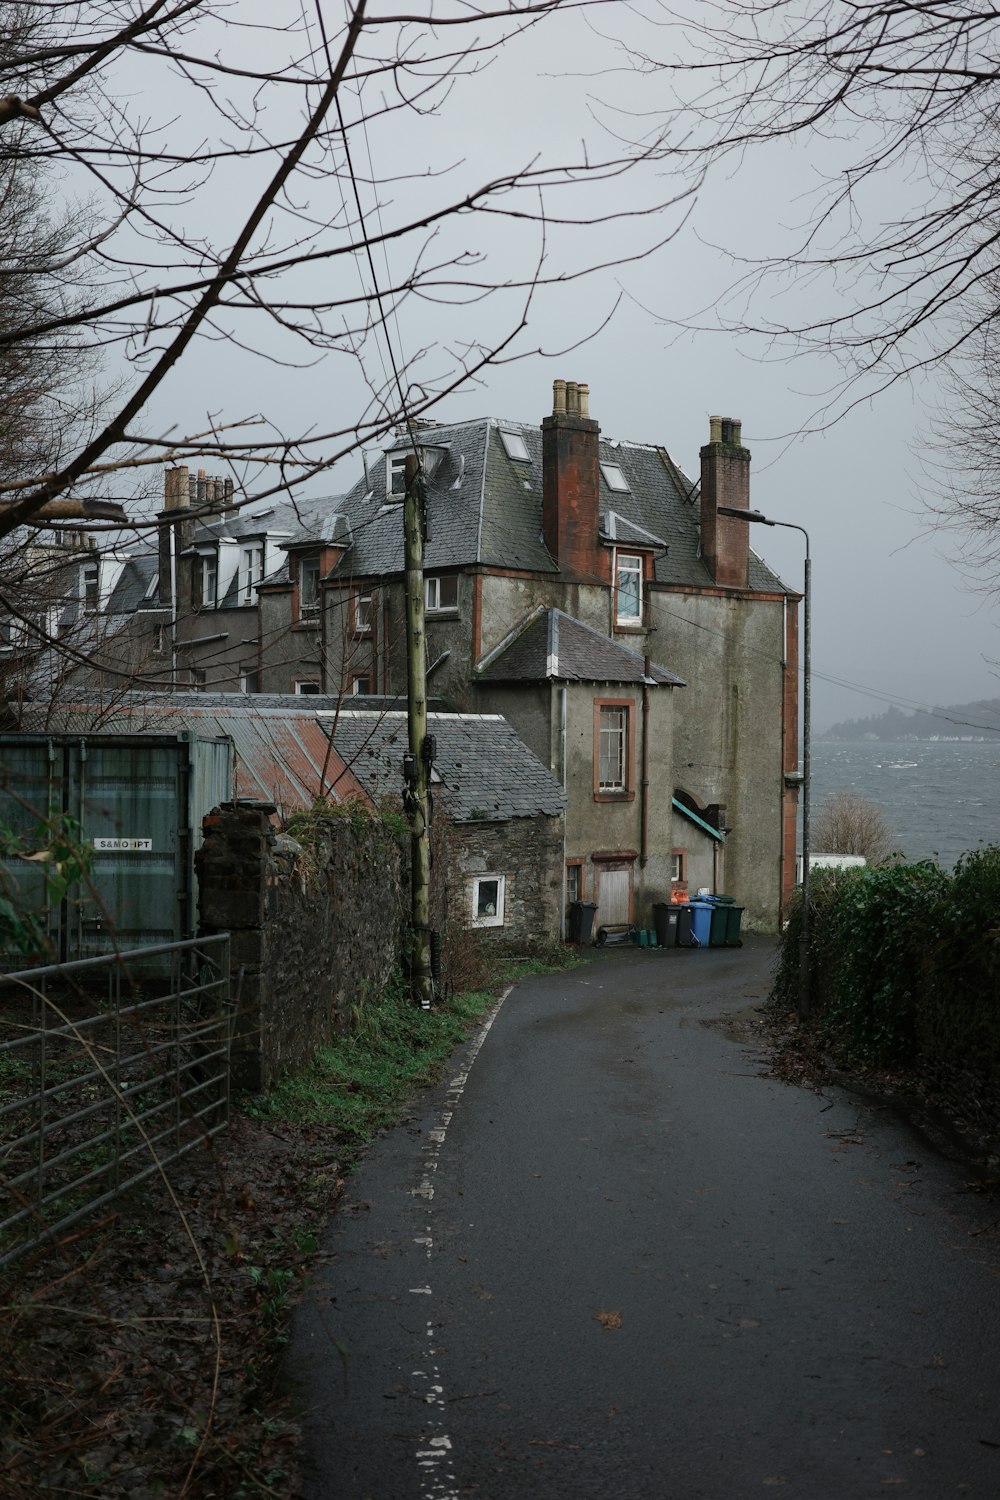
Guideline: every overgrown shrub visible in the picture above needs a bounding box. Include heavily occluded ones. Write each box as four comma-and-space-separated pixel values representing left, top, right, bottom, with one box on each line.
773, 859, 951, 1066
915, 845, 1000, 1076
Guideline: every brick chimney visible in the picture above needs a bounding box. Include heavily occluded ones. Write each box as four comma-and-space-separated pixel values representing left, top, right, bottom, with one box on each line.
700, 415, 750, 588
541, 379, 602, 580
158, 465, 196, 610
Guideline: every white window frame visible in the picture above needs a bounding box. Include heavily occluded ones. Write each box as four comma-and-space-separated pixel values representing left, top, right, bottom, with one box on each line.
499, 429, 531, 463
387, 452, 408, 500
601, 462, 630, 493
294, 679, 321, 695
351, 674, 372, 696
201, 553, 218, 607
354, 591, 373, 634
471, 873, 506, 928
298, 556, 320, 615
239, 544, 264, 605
615, 551, 642, 624
598, 705, 628, 792
239, 669, 259, 694
425, 574, 459, 613
81, 561, 99, 615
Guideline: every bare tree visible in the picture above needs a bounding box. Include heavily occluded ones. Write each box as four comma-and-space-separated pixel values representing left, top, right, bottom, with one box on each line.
0, 0, 690, 539
621, 1, 1000, 404
813, 791, 897, 865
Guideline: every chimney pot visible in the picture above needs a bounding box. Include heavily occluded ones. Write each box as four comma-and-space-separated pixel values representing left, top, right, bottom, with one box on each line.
709, 415, 723, 444
553, 379, 567, 415
578, 383, 590, 419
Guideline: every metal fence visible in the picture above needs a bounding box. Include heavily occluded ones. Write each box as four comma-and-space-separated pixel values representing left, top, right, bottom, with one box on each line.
0, 935, 233, 1266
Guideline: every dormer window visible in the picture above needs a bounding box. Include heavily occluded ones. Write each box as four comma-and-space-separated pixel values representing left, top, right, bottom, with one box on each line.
499, 429, 531, 463
298, 556, 320, 615
386, 443, 446, 500
239, 544, 264, 605
387, 452, 408, 499
601, 463, 629, 493
615, 551, 642, 624
200, 554, 218, 607
82, 562, 99, 614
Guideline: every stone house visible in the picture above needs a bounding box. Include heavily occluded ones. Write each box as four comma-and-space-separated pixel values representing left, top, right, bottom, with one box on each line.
309, 381, 799, 931
326, 708, 566, 949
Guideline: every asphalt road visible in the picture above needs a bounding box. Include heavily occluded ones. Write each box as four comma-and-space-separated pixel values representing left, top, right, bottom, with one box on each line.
286, 940, 1000, 1499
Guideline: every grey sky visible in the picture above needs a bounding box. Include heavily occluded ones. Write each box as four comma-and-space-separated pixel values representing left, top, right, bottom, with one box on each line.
124, 1, 999, 734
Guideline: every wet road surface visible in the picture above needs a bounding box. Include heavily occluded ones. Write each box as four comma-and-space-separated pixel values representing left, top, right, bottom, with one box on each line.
287, 940, 1000, 1499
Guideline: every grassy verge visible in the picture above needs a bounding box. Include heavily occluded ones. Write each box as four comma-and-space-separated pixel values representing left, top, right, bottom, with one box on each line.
239, 952, 572, 1161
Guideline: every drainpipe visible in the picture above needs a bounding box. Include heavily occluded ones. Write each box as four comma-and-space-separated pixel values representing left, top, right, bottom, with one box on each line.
559, 685, 568, 785
640, 657, 651, 868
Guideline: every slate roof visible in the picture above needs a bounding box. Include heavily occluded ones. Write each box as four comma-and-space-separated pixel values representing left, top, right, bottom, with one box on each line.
325, 709, 566, 822
15, 698, 371, 810
314, 415, 790, 594
476, 608, 686, 687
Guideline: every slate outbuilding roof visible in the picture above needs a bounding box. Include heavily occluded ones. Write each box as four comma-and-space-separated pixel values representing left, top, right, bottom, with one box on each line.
325, 709, 566, 822
313, 415, 790, 594
476, 608, 686, 687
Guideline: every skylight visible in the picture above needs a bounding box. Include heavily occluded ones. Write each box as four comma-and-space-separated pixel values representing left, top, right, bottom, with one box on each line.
499, 429, 531, 463
601, 463, 630, 493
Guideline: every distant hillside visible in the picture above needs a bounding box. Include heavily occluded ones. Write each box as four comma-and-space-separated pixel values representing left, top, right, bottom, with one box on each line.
822, 699, 1000, 741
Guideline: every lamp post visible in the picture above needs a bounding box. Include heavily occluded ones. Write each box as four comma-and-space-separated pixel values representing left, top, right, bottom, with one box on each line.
718, 505, 811, 1014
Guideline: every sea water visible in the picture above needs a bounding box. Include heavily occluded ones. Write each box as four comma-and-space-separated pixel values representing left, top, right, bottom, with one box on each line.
811, 739, 1000, 870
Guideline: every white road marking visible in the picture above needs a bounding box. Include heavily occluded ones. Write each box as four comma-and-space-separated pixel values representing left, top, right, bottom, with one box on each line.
410, 986, 513, 1500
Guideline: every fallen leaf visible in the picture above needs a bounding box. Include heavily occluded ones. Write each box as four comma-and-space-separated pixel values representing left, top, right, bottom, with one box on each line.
594, 1310, 622, 1330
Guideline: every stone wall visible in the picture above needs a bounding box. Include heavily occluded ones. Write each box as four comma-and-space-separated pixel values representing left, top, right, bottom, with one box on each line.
445, 812, 563, 950
196, 801, 407, 1091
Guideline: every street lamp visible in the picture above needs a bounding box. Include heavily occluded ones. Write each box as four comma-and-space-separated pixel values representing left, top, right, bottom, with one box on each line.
718, 505, 812, 1014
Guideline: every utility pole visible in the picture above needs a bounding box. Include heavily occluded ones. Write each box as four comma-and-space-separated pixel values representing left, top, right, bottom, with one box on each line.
403, 451, 434, 1009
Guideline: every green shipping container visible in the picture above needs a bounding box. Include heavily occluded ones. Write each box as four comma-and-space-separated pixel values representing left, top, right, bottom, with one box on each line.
0, 733, 232, 964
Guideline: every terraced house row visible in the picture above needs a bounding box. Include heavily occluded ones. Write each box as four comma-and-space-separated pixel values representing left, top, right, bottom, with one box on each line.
49, 378, 802, 938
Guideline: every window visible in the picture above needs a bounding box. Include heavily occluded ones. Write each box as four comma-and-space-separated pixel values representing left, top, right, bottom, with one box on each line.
499, 429, 531, 462
354, 592, 373, 634
387, 452, 408, 499
601, 462, 630, 493
240, 669, 259, 693
566, 861, 583, 906
671, 849, 688, 886
239, 544, 264, 605
595, 701, 632, 797
351, 674, 372, 695
82, 562, 99, 614
200, 554, 218, 607
298, 556, 320, 615
294, 679, 321, 695
471, 874, 505, 928
425, 574, 459, 612
615, 552, 642, 624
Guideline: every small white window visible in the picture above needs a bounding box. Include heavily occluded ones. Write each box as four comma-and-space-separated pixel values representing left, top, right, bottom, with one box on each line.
239, 544, 264, 605
351, 674, 372, 695
240, 669, 259, 693
471, 874, 505, 928
615, 552, 642, 623
82, 562, 99, 614
499, 429, 530, 463
601, 463, 630, 492
387, 452, 409, 499
354, 592, 373, 633
294, 680, 321, 695
425, 575, 459, 612
298, 556, 320, 615
201, 554, 218, 607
